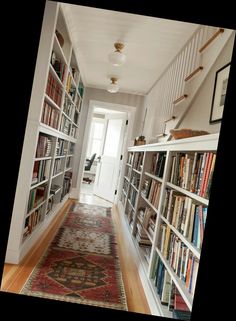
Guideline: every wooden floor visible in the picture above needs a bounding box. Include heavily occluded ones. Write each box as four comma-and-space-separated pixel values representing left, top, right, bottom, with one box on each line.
1, 195, 151, 315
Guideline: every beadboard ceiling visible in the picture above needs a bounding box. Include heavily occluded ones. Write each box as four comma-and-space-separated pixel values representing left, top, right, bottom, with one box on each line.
61, 3, 199, 95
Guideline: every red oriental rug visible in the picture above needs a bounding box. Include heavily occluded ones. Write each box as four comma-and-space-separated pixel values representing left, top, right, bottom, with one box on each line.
20, 203, 128, 311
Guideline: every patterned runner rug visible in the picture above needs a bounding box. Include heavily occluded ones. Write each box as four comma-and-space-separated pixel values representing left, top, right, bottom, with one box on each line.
20, 203, 128, 311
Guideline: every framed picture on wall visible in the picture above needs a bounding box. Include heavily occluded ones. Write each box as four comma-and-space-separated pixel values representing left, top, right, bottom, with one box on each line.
209, 62, 231, 124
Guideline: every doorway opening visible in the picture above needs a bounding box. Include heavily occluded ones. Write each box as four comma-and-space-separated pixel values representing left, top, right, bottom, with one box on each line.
80, 105, 128, 207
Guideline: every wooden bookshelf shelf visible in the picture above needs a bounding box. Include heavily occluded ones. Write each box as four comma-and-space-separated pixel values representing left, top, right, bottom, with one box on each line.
26, 199, 47, 218
44, 93, 61, 111
141, 194, 159, 214
130, 183, 139, 192
30, 179, 48, 190
166, 182, 209, 205
161, 215, 200, 259
144, 171, 163, 183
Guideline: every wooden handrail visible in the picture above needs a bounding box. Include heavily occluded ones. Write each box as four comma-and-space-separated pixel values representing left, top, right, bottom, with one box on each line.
185, 66, 203, 81
173, 94, 188, 105
164, 116, 176, 123
199, 28, 224, 53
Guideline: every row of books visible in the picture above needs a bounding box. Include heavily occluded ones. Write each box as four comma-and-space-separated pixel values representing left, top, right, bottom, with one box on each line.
76, 95, 82, 111
127, 152, 133, 165
129, 188, 137, 208
157, 225, 199, 295
132, 152, 144, 171
60, 115, 71, 135
51, 55, 66, 83
147, 216, 156, 239
71, 126, 77, 138
150, 152, 166, 178
141, 179, 161, 209
32, 159, 51, 185
66, 73, 74, 95
46, 72, 63, 107
63, 95, 74, 118
137, 207, 154, 229
53, 158, 63, 176
60, 172, 72, 200
27, 185, 47, 213
123, 179, 129, 194
136, 207, 156, 241
41, 101, 60, 129
136, 221, 152, 246
131, 174, 140, 189
66, 74, 77, 101
23, 206, 44, 239
162, 189, 207, 249
78, 79, 84, 98
56, 139, 67, 156
152, 258, 191, 319
125, 166, 132, 180
35, 134, 52, 158
170, 152, 216, 199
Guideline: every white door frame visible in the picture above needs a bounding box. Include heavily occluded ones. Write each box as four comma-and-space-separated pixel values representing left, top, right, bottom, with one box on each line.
93, 113, 127, 202
76, 99, 136, 204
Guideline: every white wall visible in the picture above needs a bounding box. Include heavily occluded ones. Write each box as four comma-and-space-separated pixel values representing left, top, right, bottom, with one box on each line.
83, 87, 145, 138
179, 33, 235, 132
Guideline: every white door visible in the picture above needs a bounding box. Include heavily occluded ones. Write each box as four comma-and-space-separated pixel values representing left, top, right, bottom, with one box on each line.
93, 113, 126, 202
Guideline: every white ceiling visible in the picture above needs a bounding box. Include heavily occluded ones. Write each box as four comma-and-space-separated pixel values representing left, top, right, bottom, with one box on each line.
61, 3, 199, 95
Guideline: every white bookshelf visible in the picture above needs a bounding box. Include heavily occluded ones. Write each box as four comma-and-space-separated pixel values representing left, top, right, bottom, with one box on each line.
5, 2, 84, 264
118, 133, 219, 318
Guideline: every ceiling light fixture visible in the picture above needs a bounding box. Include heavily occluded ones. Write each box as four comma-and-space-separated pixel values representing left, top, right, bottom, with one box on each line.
107, 77, 119, 93
108, 42, 126, 66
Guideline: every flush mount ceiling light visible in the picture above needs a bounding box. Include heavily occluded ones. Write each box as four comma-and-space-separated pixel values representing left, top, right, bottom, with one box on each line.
108, 42, 126, 66
107, 77, 119, 93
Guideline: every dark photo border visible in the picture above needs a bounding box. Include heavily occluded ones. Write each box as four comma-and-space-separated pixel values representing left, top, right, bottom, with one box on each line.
1, 1, 236, 320
209, 62, 231, 124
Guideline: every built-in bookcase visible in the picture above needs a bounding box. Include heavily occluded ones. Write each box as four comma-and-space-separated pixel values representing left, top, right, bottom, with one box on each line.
6, 2, 84, 264
118, 133, 219, 318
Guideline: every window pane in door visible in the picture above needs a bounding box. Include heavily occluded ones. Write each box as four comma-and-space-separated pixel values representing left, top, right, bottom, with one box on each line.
103, 119, 122, 157
94, 122, 104, 139
91, 139, 102, 156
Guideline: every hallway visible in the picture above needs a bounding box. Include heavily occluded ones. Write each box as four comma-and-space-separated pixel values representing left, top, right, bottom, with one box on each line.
1, 193, 150, 315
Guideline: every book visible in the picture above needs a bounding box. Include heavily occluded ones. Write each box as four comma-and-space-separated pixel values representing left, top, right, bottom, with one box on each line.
173, 309, 191, 320
161, 269, 172, 305
174, 288, 189, 311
